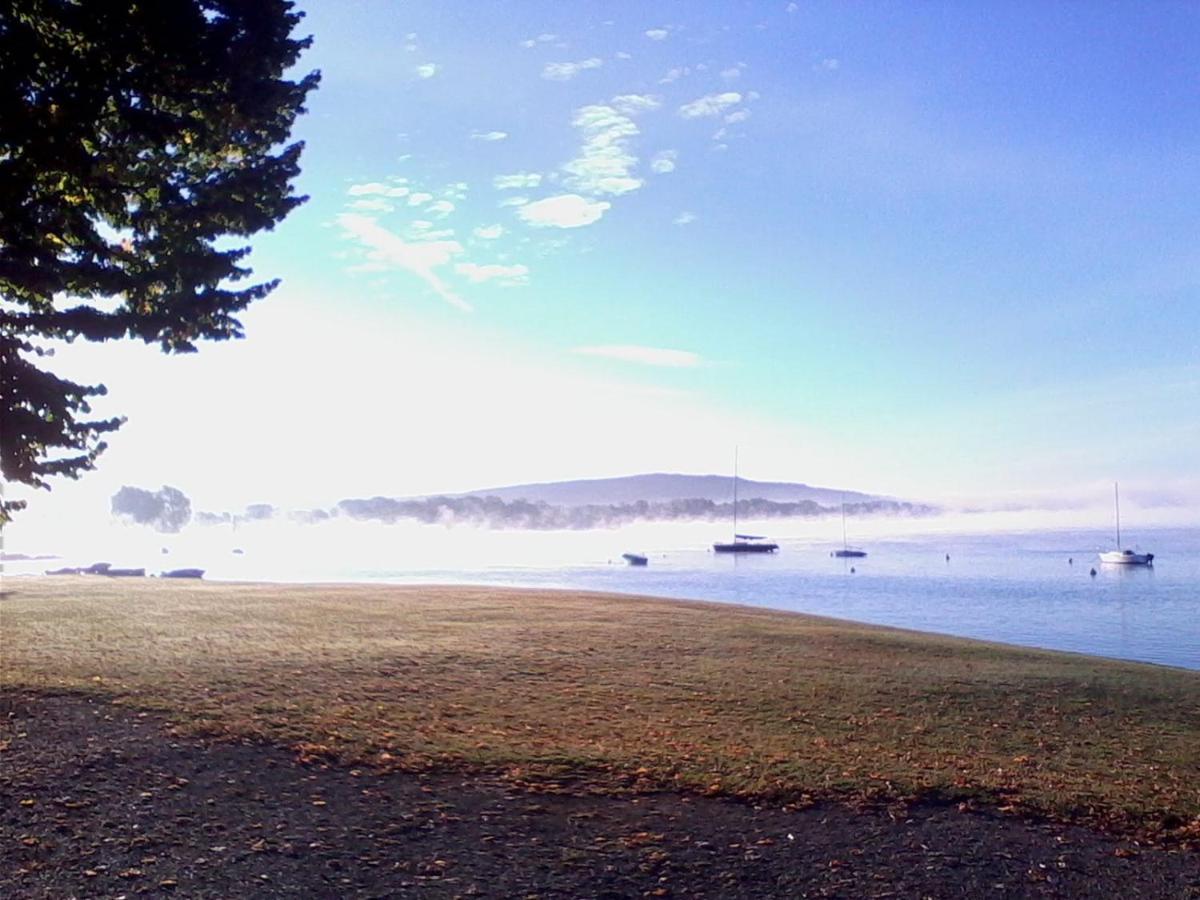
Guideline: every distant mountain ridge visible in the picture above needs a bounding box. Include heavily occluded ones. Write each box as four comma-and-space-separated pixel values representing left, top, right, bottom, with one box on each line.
450, 473, 884, 507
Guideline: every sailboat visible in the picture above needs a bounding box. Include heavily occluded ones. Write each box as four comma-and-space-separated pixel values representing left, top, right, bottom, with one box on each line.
713, 448, 779, 554
1098, 482, 1153, 565
832, 496, 867, 558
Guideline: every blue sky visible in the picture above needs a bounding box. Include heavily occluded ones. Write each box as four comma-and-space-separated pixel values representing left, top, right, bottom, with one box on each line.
15, 1, 1200, 523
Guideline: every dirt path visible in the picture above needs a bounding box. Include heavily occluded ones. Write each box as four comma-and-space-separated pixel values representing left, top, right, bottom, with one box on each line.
2, 691, 1197, 898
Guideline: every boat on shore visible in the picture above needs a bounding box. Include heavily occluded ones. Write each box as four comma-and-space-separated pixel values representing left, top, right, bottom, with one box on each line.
1098, 482, 1153, 566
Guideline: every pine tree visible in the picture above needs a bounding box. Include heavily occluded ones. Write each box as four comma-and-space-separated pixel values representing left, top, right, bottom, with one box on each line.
0, 0, 319, 522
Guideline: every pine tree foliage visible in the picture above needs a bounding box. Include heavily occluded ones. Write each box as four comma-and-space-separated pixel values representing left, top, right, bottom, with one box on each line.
0, 0, 318, 522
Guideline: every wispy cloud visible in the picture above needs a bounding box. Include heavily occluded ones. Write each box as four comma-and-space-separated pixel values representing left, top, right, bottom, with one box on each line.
517, 194, 611, 228
520, 33, 559, 48
426, 199, 455, 217
819, 57, 840, 71
563, 104, 643, 196
651, 150, 677, 174
455, 262, 530, 285
673, 211, 696, 226
679, 92, 742, 119
347, 198, 394, 213
407, 191, 434, 206
787, 2, 799, 12
542, 57, 603, 81
471, 130, 509, 142
611, 93, 662, 115
499, 195, 530, 207
574, 344, 701, 367
494, 172, 543, 190
337, 213, 469, 311
416, 63, 438, 79
659, 66, 689, 84
644, 28, 670, 41
473, 224, 505, 239
348, 182, 409, 198
724, 109, 751, 124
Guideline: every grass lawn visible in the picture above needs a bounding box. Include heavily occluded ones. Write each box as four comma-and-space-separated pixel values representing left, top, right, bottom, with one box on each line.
2, 577, 1198, 841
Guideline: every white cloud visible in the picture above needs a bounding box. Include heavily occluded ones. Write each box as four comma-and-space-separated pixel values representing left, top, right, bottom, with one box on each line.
348, 182, 409, 198
644, 28, 669, 41
679, 92, 742, 119
611, 93, 662, 115
573, 345, 701, 367
520, 33, 558, 48
455, 262, 530, 285
473, 224, 505, 239
563, 104, 643, 196
659, 66, 688, 84
517, 194, 611, 228
542, 57, 603, 81
724, 109, 751, 124
651, 150, 677, 174
416, 63, 438, 79
786, 2, 799, 12
407, 191, 434, 206
337, 213, 469, 311
471, 130, 509, 142
721, 67, 741, 80
347, 198, 394, 213
426, 199, 455, 217
615, 50, 632, 60
819, 57, 840, 71
499, 196, 530, 207
494, 172, 543, 190
673, 211, 696, 226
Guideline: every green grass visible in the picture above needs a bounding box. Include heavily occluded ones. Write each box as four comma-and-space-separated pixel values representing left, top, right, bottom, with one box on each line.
2, 577, 1198, 840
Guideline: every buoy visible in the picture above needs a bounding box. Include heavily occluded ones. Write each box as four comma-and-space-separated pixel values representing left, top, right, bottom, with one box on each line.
850, 566, 856, 574
1068, 557, 1073, 565
945, 553, 950, 561
1090, 568, 1097, 577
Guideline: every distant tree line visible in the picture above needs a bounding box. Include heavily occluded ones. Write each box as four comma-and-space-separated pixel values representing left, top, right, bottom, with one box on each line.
112, 486, 937, 532
334, 495, 936, 530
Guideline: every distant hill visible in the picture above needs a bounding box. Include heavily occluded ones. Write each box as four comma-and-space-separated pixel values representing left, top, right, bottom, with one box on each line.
451, 473, 884, 507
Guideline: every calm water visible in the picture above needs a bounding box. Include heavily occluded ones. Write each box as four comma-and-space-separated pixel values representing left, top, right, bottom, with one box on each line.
11, 522, 1199, 670
355, 527, 1200, 670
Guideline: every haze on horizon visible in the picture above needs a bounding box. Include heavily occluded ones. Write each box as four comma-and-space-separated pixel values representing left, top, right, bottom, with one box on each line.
5, 1, 1198, 541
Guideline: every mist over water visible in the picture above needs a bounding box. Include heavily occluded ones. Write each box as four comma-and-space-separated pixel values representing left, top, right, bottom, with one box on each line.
8, 508, 1198, 671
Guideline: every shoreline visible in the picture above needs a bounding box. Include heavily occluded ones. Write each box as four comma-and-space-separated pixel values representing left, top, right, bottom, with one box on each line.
7, 571, 1197, 673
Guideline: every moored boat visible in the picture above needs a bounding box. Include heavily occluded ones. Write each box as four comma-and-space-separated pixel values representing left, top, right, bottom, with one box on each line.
1098, 482, 1153, 566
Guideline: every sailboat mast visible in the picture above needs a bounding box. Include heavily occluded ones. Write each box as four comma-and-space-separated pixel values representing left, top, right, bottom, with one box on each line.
1114, 482, 1121, 548
841, 494, 848, 551
732, 446, 739, 538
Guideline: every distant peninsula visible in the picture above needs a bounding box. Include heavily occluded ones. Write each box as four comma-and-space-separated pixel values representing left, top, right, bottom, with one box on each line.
336, 473, 934, 530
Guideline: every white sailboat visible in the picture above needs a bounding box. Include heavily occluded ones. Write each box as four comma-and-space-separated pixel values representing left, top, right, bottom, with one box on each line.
832, 495, 867, 558
713, 448, 778, 553
1098, 482, 1153, 566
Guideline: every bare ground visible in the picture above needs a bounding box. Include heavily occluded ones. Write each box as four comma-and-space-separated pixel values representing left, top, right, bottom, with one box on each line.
3, 690, 1198, 899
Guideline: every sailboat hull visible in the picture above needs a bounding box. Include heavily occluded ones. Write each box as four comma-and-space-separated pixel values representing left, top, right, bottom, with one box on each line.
1098, 551, 1153, 565
833, 549, 867, 558
714, 542, 778, 553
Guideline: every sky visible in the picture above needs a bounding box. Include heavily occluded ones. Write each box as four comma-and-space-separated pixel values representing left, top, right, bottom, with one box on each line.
8, 0, 1200, 532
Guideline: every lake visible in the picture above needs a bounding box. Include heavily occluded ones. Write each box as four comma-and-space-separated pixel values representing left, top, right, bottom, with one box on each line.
10, 518, 1199, 670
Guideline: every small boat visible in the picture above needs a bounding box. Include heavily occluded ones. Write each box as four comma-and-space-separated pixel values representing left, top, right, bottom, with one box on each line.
621, 553, 648, 566
161, 568, 206, 579
712, 449, 779, 553
1098, 482, 1153, 566
831, 495, 867, 558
